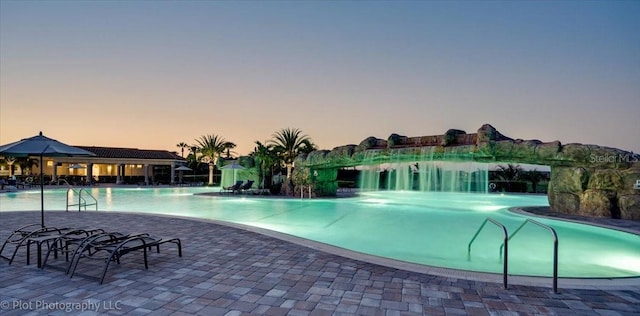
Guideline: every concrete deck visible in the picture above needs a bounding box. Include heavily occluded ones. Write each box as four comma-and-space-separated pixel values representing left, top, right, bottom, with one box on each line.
1, 210, 639, 315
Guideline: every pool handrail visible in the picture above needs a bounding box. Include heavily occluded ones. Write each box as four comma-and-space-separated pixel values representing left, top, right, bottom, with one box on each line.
499, 218, 559, 293
66, 188, 98, 211
467, 217, 508, 289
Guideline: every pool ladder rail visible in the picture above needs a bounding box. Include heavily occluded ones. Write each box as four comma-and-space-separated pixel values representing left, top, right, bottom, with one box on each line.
66, 188, 98, 211
467, 217, 559, 293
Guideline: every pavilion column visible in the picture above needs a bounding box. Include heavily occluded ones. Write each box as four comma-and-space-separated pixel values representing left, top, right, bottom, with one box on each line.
144, 164, 150, 186
52, 160, 58, 183
116, 164, 123, 184
170, 165, 176, 185
87, 163, 94, 185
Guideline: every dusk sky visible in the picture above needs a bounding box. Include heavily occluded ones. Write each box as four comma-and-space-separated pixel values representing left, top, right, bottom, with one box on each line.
1, 1, 639, 156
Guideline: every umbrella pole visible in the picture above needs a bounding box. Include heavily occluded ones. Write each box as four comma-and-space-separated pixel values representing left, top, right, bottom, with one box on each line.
40, 154, 44, 228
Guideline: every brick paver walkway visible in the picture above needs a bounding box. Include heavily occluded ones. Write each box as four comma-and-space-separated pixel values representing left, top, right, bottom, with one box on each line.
1, 211, 639, 315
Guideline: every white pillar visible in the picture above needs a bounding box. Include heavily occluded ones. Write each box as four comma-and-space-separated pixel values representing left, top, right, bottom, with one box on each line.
170, 165, 176, 184
116, 164, 123, 184
87, 163, 94, 185
52, 160, 58, 183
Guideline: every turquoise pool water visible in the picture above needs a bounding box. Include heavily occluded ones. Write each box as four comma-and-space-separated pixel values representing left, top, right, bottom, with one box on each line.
1, 187, 639, 278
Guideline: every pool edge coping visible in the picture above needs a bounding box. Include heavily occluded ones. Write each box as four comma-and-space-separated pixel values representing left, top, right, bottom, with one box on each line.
90, 209, 638, 291
2, 207, 639, 291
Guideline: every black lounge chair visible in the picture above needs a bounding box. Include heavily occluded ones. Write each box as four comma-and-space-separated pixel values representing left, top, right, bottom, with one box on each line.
0, 224, 71, 266
40, 228, 106, 270
239, 180, 255, 194
67, 232, 182, 284
221, 180, 243, 194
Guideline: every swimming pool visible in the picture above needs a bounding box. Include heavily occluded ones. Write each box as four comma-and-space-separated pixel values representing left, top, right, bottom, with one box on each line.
1, 187, 639, 278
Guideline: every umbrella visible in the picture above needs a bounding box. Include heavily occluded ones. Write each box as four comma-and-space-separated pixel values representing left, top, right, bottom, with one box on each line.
175, 165, 192, 171
0, 132, 96, 227
221, 162, 245, 186
175, 165, 192, 184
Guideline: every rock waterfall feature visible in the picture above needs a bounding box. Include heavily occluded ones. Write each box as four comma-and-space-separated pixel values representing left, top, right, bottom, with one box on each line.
293, 124, 640, 220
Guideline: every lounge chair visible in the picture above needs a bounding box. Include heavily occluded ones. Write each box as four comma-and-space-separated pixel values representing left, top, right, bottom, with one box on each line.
0, 224, 71, 266
239, 180, 255, 194
40, 228, 106, 270
67, 232, 181, 284
220, 180, 243, 194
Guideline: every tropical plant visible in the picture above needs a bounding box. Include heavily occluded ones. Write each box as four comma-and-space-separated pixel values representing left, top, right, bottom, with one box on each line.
251, 141, 279, 189
1, 156, 16, 177
222, 143, 237, 159
184, 145, 200, 178
519, 169, 547, 193
298, 139, 318, 155
269, 128, 313, 179
195, 134, 235, 185
176, 142, 189, 158
15, 157, 39, 176
493, 164, 523, 182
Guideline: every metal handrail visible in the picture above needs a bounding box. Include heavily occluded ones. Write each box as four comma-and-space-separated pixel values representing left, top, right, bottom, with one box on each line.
467, 217, 509, 289
499, 219, 559, 293
66, 188, 98, 211
79, 188, 98, 211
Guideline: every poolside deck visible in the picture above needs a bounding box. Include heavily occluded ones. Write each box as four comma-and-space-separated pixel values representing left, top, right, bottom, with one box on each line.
1, 211, 639, 315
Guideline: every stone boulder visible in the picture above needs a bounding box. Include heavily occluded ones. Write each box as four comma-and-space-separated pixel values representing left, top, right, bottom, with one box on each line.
548, 191, 581, 214
355, 136, 384, 152
580, 189, 618, 218
619, 195, 640, 220
441, 129, 466, 146
535, 141, 561, 162
387, 134, 408, 147
325, 145, 356, 167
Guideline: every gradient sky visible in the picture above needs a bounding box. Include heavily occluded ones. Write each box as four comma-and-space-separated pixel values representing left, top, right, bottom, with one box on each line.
1, 1, 639, 156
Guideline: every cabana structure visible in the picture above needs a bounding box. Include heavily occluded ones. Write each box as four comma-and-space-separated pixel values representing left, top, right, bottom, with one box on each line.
3, 146, 186, 185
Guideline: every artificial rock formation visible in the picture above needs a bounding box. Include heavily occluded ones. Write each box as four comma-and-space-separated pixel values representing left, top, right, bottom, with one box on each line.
294, 124, 640, 220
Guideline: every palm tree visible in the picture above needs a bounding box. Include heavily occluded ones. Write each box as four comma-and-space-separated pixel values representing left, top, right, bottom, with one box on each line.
298, 139, 318, 155
15, 157, 39, 176
251, 141, 277, 189
494, 164, 522, 182
493, 164, 523, 192
269, 128, 313, 179
2, 156, 16, 177
195, 134, 235, 186
222, 143, 237, 159
176, 142, 189, 158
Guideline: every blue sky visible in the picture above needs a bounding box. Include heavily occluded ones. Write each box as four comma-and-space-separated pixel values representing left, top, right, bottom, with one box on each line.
1, 1, 638, 155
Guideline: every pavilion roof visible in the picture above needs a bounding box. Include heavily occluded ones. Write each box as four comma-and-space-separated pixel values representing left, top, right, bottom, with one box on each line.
76, 146, 184, 161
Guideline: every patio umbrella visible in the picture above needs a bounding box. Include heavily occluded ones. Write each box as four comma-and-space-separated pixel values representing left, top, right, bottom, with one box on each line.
175, 165, 192, 183
221, 162, 245, 186
0, 132, 96, 227
175, 165, 192, 172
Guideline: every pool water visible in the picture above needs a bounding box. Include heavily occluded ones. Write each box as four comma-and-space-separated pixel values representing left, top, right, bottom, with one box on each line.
1, 187, 639, 278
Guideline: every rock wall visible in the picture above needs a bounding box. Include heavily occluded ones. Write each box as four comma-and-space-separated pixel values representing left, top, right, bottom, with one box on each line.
293, 124, 640, 220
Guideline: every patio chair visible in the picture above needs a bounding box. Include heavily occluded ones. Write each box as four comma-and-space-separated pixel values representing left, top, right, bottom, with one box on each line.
220, 180, 243, 194
0, 224, 71, 266
67, 232, 181, 284
239, 180, 255, 194
40, 228, 106, 270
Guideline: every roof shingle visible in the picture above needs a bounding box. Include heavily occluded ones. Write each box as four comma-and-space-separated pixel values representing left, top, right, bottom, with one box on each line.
76, 146, 184, 160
